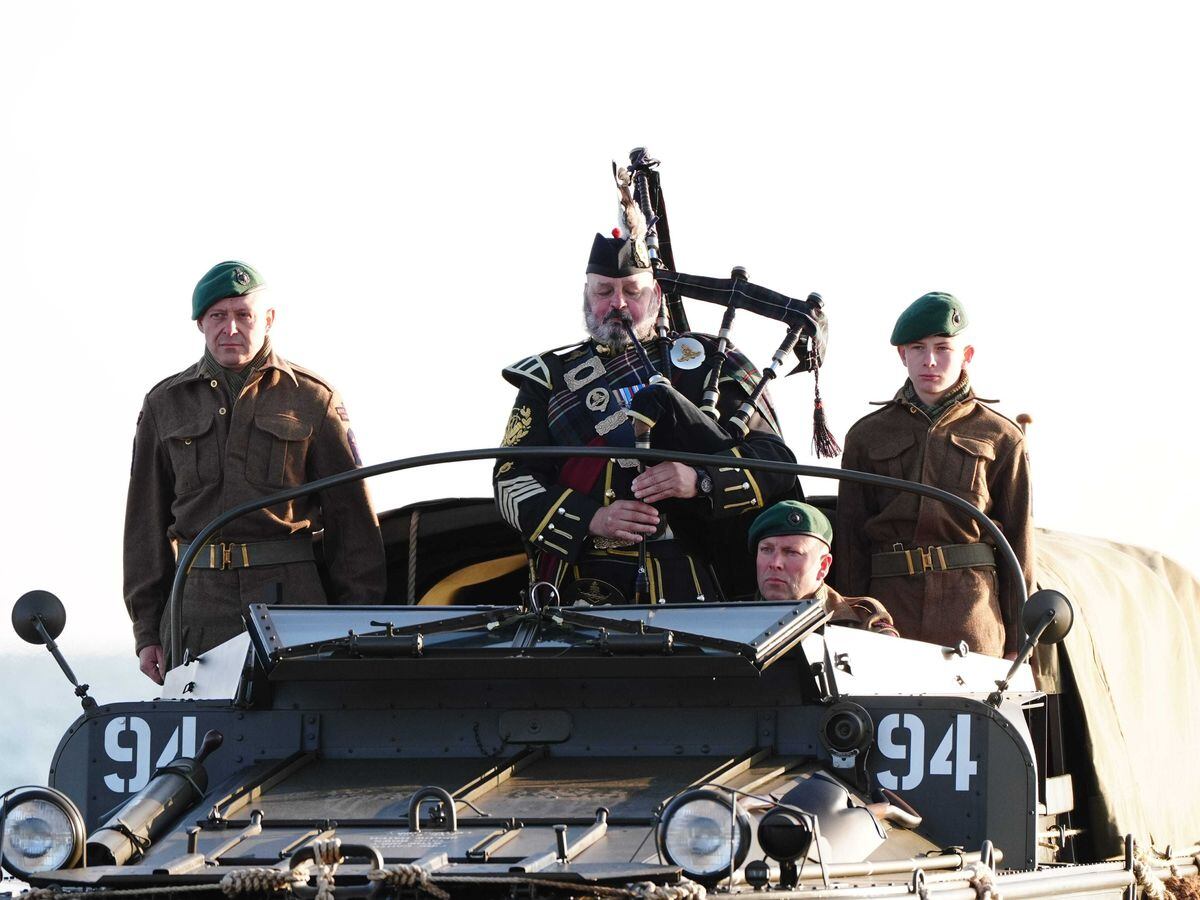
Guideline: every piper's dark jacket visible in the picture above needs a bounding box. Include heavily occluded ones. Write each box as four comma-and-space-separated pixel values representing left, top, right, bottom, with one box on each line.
494, 334, 798, 602
833, 385, 1033, 657
124, 350, 386, 661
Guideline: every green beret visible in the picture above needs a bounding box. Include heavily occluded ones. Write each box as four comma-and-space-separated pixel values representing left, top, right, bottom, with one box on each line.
747, 501, 833, 551
889, 292, 968, 345
192, 260, 265, 320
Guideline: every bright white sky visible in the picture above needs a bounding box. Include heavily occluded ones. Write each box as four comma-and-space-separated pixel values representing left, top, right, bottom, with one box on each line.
2, 1, 1198, 683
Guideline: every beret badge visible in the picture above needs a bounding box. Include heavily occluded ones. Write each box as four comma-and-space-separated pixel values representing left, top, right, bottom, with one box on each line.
747, 500, 834, 551
191, 260, 265, 319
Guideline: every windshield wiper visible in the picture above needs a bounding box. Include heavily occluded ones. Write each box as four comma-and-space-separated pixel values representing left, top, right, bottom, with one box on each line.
274, 608, 529, 659
545, 608, 738, 656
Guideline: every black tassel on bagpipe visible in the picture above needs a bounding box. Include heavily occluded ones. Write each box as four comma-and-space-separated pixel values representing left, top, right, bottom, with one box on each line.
811, 367, 841, 459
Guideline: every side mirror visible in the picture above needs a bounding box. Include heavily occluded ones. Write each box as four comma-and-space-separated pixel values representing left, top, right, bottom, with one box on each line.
1022, 589, 1074, 645
10, 590, 95, 710
12, 590, 67, 644
989, 589, 1074, 707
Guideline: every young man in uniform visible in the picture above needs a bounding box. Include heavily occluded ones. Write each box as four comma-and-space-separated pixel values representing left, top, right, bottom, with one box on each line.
833, 292, 1032, 657
752, 500, 896, 634
124, 261, 386, 683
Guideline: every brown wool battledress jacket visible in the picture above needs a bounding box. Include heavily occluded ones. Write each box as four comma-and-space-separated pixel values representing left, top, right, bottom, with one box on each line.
833, 386, 1033, 657
817, 584, 899, 637
124, 351, 386, 661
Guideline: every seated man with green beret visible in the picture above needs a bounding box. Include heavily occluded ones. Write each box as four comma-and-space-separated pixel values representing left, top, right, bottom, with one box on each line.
751, 500, 897, 635
124, 261, 387, 684
833, 292, 1033, 658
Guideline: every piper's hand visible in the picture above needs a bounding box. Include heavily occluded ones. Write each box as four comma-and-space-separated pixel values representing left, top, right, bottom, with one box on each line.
139, 644, 166, 685
589, 500, 660, 543
632, 462, 698, 503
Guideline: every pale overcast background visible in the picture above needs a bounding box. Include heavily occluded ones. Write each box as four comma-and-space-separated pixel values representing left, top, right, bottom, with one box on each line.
2, 2, 1197, 787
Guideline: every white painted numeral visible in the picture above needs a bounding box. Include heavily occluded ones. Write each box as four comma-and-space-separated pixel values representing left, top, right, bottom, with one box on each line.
877, 713, 926, 790
952, 714, 978, 791
103, 716, 198, 794
103, 716, 151, 793
876, 713, 977, 792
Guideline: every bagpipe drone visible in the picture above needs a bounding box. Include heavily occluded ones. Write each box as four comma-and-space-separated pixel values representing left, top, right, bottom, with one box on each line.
613, 147, 840, 459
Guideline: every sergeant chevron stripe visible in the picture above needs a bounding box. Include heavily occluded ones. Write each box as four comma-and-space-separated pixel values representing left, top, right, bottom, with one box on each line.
496, 475, 546, 529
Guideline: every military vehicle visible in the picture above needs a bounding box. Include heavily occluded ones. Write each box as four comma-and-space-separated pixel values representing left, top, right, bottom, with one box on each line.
4, 443, 1200, 900
5, 149, 1199, 897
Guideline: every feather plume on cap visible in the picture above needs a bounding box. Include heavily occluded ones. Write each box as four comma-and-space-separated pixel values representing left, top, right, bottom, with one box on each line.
612, 163, 650, 268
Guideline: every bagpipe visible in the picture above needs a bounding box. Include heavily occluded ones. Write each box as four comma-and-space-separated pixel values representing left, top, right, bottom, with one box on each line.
615, 148, 840, 459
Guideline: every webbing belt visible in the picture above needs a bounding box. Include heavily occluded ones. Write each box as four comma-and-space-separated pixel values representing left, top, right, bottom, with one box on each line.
178, 538, 314, 571
871, 542, 995, 578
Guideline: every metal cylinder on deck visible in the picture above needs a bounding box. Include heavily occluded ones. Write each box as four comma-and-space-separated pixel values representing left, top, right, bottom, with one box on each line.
86, 730, 222, 866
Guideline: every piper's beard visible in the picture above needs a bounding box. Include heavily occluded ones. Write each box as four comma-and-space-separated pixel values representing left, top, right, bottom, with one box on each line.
583, 297, 659, 349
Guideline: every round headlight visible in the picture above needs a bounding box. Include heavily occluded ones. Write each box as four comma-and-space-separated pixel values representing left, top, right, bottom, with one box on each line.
656, 789, 751, 886
1, 787, 85, 879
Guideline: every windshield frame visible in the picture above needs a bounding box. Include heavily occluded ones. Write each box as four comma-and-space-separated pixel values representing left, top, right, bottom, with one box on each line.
168, 445, 1028, 663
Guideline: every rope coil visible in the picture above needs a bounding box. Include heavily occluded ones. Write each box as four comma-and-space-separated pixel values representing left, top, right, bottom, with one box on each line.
625, 879, 706, 900
309, 838, 341, 900
18, 865, 704, 900
221, 867, 309, 895
369, 865, 450, 900
966, 860, 1001, 900
1133, 847, 1172, 900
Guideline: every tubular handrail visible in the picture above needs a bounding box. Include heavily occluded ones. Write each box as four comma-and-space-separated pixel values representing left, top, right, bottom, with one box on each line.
168, 446, 1027, 663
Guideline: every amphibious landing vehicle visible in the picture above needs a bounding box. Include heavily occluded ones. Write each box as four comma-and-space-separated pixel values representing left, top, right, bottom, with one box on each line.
3, 448, 1199, 899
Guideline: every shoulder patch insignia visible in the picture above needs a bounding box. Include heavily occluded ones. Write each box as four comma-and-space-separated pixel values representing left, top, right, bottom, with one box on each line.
335, 405, 350, 422
347, 428, 362, 466
497, 461, 514, 475
504, 355, 553, 390
502, 406, 534, 446
670, 336, 706, 370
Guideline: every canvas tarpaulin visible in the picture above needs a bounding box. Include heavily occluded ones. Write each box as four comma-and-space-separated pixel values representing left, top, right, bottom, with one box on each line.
1036, 528, 1200, 854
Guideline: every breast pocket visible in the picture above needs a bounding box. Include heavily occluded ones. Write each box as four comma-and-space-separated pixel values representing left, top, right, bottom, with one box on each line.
948, 434, 996, 500
866, 431, 917, 480
162, 416, 218, 495
247, 412, 314, 487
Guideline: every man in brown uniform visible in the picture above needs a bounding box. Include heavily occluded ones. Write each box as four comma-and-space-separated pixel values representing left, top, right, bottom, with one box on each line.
124, 261, 386, 683
833, 293, 1033, 658
751, 500, 897, 635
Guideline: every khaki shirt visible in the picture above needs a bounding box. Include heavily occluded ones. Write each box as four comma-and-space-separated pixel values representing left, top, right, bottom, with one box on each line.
123, 350, 386, 657
833, 387, 1033, 656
